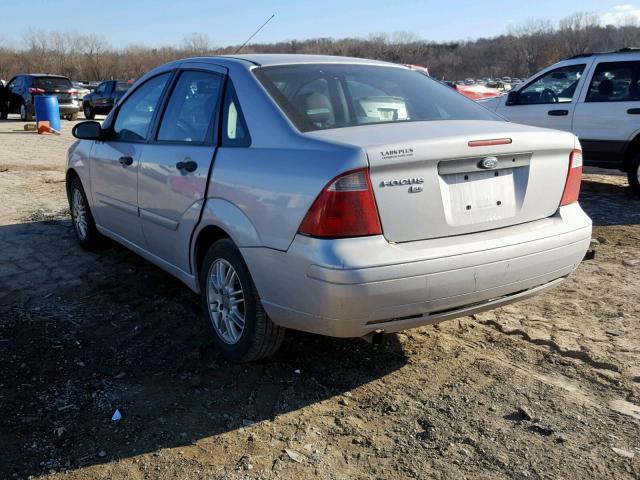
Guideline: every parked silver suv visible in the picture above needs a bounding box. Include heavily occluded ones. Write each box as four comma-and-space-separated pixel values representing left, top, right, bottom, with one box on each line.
480, 47, 640, 195
67, 55, 592, 361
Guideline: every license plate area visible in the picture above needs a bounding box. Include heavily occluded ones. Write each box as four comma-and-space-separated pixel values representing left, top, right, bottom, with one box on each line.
440, 168, 518, 226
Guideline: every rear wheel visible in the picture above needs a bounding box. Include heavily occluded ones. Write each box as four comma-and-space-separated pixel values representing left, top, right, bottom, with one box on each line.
68, 112, 78, 121
199, 239, 285, 362
68, 177, 101, 249
628, 152, 640, 197
20, 103, 32, 122
83, 104, 95, 120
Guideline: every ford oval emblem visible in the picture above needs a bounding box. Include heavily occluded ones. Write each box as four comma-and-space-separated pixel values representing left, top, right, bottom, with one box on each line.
480, 157, 499, 169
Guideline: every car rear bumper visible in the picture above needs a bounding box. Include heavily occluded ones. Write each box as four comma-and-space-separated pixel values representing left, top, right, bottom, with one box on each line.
28, 100, 79, 116
58, 103, 80, 115
241, 203, 592, 338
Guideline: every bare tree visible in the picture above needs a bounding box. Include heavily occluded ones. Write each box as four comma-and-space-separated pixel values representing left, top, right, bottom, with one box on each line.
559, 12, 600, 56
4, 15, 640, 82
181, 33, 212, 56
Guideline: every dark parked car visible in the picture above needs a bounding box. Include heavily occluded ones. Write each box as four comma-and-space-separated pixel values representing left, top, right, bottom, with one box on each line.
0, 74, 80, 121
82, 80, 131, 119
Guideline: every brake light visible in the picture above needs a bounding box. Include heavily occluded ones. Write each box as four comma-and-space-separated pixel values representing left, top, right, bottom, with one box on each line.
468, 138, 512, 147
69, 89, 78, 95
560, 149, 583, 206
298, 168, 382, 238
28, 88, 44, 94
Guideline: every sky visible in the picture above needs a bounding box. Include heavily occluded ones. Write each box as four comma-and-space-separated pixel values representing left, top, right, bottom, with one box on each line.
1, 0, 640, 48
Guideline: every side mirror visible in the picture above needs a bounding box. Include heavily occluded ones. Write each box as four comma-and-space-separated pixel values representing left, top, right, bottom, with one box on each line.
505, 90, 520, 106
72, 121, 102, 140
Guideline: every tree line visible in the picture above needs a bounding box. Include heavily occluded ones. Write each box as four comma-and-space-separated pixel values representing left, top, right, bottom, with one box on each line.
1, 12, 639, 82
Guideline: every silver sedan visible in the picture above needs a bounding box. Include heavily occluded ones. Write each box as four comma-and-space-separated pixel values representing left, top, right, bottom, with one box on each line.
67, 54, 592, 361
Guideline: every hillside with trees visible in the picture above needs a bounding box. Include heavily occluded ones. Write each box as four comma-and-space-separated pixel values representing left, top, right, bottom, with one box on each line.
1, 12, 639, 81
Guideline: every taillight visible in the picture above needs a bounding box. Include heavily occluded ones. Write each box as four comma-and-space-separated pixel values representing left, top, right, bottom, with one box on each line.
298, 168, 382, 238
69, 89, 78, 95
560, 149, 583, 206
28, 88, 44, 94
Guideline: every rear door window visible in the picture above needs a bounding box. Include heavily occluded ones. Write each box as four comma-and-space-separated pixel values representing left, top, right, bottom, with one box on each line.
157, 70, 223, 143
586, 61, 639, 102
222, 82, 251, 147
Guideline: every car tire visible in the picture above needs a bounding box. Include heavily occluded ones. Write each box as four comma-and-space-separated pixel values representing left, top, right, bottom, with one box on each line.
83, 104, 95, 120
199, 238, 285, 362
68, 112, 78, 121
68, 177, 102, 249
20, 102, 33, 122
0, 107, 7, 120
628, 153, 640, 197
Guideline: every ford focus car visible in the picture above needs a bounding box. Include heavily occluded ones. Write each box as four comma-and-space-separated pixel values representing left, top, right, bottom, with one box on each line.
66, 54, 592, 362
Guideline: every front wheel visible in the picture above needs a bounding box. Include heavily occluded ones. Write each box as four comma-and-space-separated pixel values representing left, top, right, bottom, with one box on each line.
83, 104, 95, 120
199, 239, 285, 362
628, 152, 640, 197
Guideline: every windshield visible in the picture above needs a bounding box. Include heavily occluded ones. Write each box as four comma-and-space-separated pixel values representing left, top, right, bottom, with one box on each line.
254, 64, 500, 132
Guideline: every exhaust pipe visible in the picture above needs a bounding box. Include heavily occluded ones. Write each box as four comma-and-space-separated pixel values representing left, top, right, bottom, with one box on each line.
584, 238, 598, 261
363, 330, 385, 345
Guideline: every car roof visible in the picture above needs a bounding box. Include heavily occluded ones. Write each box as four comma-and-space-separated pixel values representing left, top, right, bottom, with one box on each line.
185, 54, 400, 68
565, 46, 640, 60
32, 74, 69, 77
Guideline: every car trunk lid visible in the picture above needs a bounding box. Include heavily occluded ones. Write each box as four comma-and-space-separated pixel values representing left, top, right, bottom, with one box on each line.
33, 77, 74, 104
305, 120, 576, 243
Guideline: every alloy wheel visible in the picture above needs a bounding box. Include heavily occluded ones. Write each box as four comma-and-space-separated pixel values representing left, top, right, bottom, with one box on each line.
206, 259, 245, 344
71, 188, 88, 240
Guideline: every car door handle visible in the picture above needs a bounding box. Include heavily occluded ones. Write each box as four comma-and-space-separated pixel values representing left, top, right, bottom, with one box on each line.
548, 109, 569, 116
118, 156, 133, 166
627, 108, 640, 115
176, 159, 197, 173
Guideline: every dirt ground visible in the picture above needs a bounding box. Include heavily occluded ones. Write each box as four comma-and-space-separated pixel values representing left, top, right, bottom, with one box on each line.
0, 114, 639, 480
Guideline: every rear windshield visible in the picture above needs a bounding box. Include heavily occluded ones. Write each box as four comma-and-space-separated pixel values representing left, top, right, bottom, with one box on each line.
115, 82, 131, 93
254, 64, 500, 132
33, 77, 72, 90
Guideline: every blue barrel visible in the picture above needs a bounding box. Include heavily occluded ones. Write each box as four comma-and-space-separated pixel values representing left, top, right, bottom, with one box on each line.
34, 96, 61, 133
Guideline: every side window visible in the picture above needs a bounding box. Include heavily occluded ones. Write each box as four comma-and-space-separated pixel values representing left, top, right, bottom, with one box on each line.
157, 70, 222, 143
518, 64, 585, 105
95, 83, 107, 94
113, 73, 170, 142
6, 78, 16, 89
586, 61, 638, 102
222, 82, 251, 147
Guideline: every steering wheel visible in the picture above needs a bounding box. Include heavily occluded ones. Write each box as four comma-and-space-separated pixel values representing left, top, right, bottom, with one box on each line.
540, 88, 559, 103
175, 119, 197, 141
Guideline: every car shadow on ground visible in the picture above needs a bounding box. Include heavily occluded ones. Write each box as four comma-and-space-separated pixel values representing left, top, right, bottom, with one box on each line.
579, 178, 640, 226
0, 219, 408, 478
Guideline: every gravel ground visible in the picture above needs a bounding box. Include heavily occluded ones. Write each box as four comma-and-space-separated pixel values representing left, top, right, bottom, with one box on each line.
0, 115, 639, 479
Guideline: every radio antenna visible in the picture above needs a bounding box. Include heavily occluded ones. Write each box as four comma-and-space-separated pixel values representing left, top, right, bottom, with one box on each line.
234, 14, 275, 54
